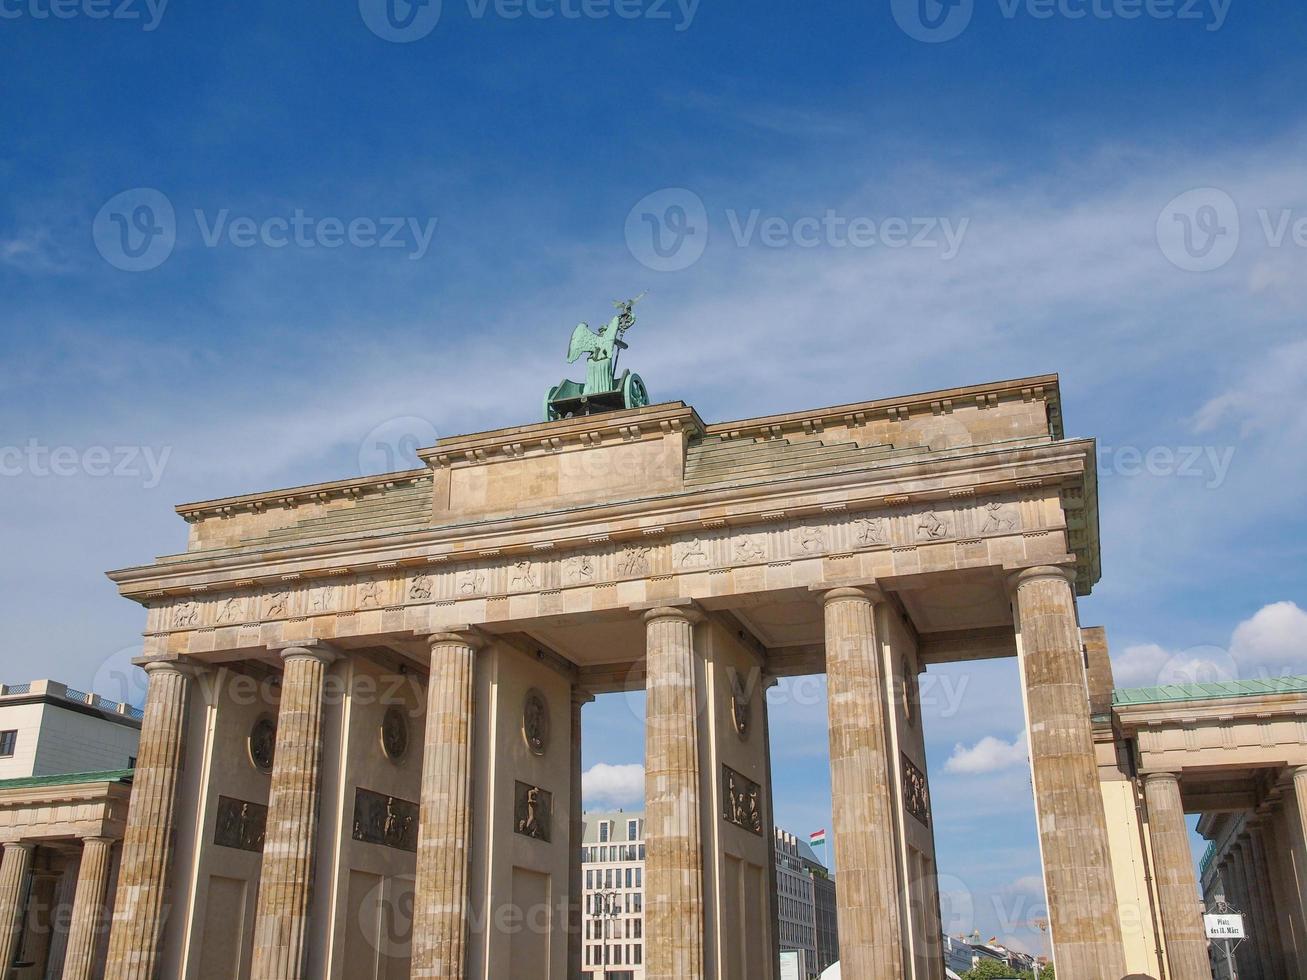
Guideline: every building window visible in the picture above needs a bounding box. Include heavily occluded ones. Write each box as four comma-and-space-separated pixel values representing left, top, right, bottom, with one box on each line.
0, 731, 15, 757
599, 821, 610, 843
627, 818, 638, 840
586, 869, 593, 889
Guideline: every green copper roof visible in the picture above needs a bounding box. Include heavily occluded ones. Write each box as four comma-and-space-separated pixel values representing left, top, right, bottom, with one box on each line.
0, 768, 134, 790
1113, 676, 1307, 706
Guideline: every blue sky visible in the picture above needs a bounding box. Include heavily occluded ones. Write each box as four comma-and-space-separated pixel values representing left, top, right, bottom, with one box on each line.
3, 0, 1307, 956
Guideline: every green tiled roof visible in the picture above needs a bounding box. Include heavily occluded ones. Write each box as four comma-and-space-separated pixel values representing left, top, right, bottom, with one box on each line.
0, 768, 133, 790
1113, 676, 1307, 706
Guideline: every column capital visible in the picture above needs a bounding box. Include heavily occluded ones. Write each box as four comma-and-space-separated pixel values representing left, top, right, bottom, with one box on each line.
1, 841, 34, 854
817, 583, 887, 605
134, 655, 204, 678
1004, 563, 1077, 593
1143, 770, 1181, 786
270, 639, 341, 667
425, 626, 487, 650
80, 836, 116, 847
638, 601, 704, 625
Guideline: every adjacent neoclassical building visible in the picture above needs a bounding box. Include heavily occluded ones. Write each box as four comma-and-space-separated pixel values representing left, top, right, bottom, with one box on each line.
87, 373, 1136, 980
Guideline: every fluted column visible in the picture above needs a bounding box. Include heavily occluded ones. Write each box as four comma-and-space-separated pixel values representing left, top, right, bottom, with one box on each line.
412, 630, 481, 979
569, 685, 594, 980
1142, 773, 1210, 979
0, 842, 34, 973
104, 658, 194, 980
43, 857, 78, 978
1226, 846, 1259, 980
822, 586, 904, 977
1009, 566, 1126, 980
250, 644, 339, 980
1294, 768, 1307, 852
64, 837, 116, 980
643, 605, 705, 980
1248, 822, 1286, 980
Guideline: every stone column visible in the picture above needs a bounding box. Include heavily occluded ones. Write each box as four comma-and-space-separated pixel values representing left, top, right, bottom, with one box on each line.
1009, 566, 1127, 980
1226, 846, 1259, 980
822, 586, 904, 978
0, 842, 34, 973
42, 856, 78, 979
1249, 822, 1287, 979
1294, 768, 1307, 850
250, 645, 339, 980
63, 837, 115, 980
104, 658, 194, 980
1142, 773, 1210, 979
643, 605, 705, 980
1239, 828, 1280, 980
569, 685, 594, 980
412, 630, 481, 979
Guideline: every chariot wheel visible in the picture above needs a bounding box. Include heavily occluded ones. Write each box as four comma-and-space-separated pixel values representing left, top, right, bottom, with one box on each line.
623, 372, 649, 410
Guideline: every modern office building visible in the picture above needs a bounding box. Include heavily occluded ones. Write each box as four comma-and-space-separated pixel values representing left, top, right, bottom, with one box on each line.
0, 679, 142, 779
774, 829, 838, 978
581, 810, 647, 978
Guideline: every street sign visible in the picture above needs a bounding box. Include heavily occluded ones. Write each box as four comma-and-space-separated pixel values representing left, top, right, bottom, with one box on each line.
1204, 913, 1246, 940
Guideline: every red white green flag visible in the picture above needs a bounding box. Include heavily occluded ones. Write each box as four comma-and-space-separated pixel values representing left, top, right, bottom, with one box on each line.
809, 829, 826, 847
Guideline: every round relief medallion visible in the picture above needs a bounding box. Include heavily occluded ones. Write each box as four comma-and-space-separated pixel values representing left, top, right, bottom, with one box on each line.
248, 716, 276, 773
522, 689, 549, 757
901, 656, 917, 728
381, 706, 409, 762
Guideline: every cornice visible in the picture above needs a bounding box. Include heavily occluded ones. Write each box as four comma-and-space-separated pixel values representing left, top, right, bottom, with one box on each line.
702, 373, 1063, 441
175, 469, 431, 523
107, 437, 1094, 601
419, 401, 703, 467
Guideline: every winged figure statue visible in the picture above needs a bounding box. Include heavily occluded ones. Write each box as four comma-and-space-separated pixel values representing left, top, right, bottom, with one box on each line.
545, 294, 650, 420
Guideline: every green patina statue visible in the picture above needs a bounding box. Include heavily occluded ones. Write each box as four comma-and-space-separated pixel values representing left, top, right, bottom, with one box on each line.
544, 293, 651, 420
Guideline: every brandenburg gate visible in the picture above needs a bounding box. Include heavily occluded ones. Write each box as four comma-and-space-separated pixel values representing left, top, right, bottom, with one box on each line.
96, 309, 1125, 979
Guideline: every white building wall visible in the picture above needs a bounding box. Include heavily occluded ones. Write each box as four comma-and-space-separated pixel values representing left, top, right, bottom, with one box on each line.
0, 701, 47, 779
0, 681, 141, 779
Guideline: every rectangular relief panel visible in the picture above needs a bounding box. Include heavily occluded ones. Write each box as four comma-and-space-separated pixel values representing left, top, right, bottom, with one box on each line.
721, 765, 764, 835
352, 788, 419, 852
213, 796, 267, 852
513, 781, 552, 843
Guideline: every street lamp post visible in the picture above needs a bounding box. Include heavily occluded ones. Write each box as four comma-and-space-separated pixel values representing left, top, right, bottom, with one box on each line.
591, 888, 621, 980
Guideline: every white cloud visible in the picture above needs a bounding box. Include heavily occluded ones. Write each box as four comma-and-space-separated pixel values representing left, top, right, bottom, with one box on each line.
1110, 642, 1234, 689
582, 763, 645, 809
1230, 601, 1307, 674
1112, 601, 1307, 688
945, 732, 1028, 775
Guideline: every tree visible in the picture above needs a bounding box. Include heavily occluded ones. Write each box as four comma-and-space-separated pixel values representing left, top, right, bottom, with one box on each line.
960, 960, 1052, 980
